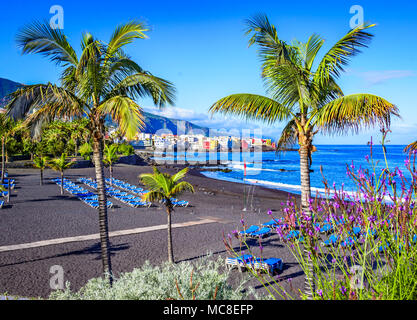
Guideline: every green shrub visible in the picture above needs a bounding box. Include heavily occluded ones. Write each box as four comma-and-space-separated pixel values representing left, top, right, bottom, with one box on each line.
117, 143, 135, 156
49, 256, 260, 300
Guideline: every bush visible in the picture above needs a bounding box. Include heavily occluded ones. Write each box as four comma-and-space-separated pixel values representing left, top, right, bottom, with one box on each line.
49, 256, 260, 300
117, 143, 135, 156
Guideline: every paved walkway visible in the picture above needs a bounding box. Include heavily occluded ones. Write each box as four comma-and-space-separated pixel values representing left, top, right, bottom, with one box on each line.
0, 217, 224, 253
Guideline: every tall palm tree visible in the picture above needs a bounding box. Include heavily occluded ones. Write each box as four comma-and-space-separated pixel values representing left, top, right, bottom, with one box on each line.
33, 154, 49, 186
0, 114, 16, 184
6, 21, 176, 284
48, 153, 75, 195
103, 144, 119, 184
209, 14, 399, 298
140, 167, 194, 263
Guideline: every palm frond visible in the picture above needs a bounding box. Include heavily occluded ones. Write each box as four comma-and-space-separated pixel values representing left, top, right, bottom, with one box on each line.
209, 94, 292, 125
314, 94, 400, 134
314, 23, 375, 87
97, 96, 145, 140
106, 21, 149, 59
171, 167, 189, 182
16, 20, 78, 67
276, 118, 299, 152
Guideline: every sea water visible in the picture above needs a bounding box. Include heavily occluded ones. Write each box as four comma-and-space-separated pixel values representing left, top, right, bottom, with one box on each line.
153, 145, 413, 197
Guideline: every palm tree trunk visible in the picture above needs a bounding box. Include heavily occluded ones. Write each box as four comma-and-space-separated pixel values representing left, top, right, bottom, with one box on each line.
299, 143, 315, 299
7, 179, 10, 203
109, 165, 113, 186
167, 207, 174, 263
60, 171, 64, 195
92, 137, 113, 286
1, 136, 5, 185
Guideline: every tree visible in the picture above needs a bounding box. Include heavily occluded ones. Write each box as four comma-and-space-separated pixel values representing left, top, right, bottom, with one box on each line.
0, 114, 16, 184
140, 167, 194, 263
48, 153, 75, 195
103, 144, 119, 185
209, 14, 399, 298
33, 154, 49, 185
6, 21, 175, 285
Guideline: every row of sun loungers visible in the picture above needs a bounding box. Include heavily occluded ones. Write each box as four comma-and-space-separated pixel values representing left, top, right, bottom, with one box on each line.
94, 177, 190, 208
78, 177, 152, 208
106, 178, 145, 195
225, 254, 283, 276
51, 178, 113, 209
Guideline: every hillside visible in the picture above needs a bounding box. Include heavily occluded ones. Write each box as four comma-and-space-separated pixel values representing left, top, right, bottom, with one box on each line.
0, 77, 210, 136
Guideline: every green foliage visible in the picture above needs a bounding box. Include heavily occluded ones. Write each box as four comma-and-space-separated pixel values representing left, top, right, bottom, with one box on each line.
48, 153, 75, 173
49, 256, 260, 300
79, 142, 93, 161
103, 144, 119, 166
140, 167, 194, 208
116, 143, 135, 156
33, 155, 49, 169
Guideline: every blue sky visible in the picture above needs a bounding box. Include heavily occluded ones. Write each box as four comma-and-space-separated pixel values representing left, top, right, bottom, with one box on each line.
1, 0, 416, 144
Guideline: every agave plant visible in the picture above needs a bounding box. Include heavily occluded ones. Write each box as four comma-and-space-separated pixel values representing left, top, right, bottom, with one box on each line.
6, 20, 176, 284
140, 167, 194, 263
209, 14, 399, 298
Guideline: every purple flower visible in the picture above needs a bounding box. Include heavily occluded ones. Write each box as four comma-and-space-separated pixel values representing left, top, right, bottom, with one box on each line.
316, 289, 323, 298
340, 286, 347, 295
267, 210, 273, 216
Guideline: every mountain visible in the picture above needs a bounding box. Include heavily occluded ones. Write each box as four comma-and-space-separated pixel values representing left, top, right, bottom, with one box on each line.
140, 111, 209, 136
0, 77, 210, 136
0, 78, 22, 108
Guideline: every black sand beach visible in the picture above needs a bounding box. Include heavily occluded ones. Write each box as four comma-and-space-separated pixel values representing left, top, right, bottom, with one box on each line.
0, 164, 304, 299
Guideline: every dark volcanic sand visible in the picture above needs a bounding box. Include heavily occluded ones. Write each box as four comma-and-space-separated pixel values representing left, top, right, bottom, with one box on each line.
0, 164, 305, 299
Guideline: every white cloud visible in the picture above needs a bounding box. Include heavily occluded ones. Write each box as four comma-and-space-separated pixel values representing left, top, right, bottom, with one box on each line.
346, 69, 415, 86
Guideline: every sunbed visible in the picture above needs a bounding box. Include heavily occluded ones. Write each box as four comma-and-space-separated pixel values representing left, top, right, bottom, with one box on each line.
262, 218, 283, 228
247, 227, 272, 239
0, 200, 4, 209
253, 257, 284, 276
238, 225, 259, 236
225, 254, 254, 271
321, 234, 339, 247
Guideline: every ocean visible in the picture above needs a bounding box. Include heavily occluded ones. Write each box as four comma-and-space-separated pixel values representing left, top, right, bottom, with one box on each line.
153, 145, 413, 197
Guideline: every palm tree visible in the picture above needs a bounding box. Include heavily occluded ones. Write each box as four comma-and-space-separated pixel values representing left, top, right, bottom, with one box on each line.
103, 144, 119, 184
0, 114, 16, 184
209, 14, 399, 298
5, 21, 175, 285
48, 153, 75, 195
33, 155, 49, 185
139, 167, 194, 263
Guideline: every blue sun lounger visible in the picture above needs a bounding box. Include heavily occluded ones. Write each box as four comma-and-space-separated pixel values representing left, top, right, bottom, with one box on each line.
320, 223, 334, 234
0, 200, 4, 209
225, 254, 254, 271
321, 234, 339, 247
341, 236, 357, 248
253, 258, 284, 276
262, 218, 282, 228
248, 227, 272, 238
239, 225, 259, 236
